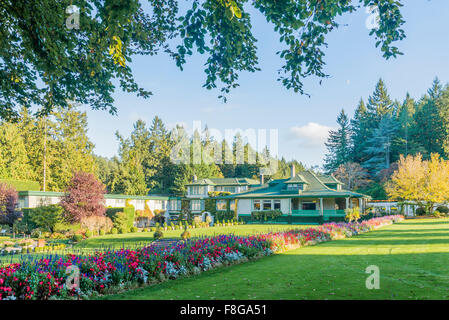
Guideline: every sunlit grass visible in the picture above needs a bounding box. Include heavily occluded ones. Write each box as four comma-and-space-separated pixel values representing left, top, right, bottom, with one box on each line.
102, 218, 449, 300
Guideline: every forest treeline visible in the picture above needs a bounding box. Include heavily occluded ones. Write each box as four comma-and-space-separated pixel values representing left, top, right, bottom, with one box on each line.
325, 78, 449, 198
0, 106, 304, 196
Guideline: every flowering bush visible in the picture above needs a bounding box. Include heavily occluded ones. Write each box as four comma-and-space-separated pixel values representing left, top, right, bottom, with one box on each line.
0, 215, 403, 300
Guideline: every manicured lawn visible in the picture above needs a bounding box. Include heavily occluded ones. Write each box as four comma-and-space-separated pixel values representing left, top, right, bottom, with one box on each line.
102, 218, 449, 300
74, 224, 310, 249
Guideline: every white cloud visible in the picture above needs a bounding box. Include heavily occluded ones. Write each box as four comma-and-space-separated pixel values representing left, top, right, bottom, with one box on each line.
289, 122, 334, 149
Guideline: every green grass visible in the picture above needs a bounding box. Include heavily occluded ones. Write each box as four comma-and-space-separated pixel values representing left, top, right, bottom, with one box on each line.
101, 218, 449, 300
74, 224, 310, 249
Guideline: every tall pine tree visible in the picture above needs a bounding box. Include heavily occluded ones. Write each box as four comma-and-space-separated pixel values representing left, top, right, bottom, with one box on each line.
324, 109, 351, 173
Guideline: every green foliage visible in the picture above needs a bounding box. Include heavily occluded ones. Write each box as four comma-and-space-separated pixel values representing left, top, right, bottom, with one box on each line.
324, 109, 351, 173
72, 234, 83, 243
99, 229, 106, 236
357, 182, 387, 200
85, 230, 93, 238
153, 227, 164, 240
110, 228, 118, 235
251, 210, 282, 222
130, 226, 138, 233
0, 179, 40, 191
436, 206, 449, 214
28, 205, 63, 233
106, 207, 135, 230
415, 207, 426, 216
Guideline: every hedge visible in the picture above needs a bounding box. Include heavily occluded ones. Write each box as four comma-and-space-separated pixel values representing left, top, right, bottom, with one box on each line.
106, 207, 135, 229
0, 179, 40, 191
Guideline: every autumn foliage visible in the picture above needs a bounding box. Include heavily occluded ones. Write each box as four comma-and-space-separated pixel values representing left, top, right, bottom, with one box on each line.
0, 183, 21, 225
61, 171, 106, 223
386, 153, 449, 213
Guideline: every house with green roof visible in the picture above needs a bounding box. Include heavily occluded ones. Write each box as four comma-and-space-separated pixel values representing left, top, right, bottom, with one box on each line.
181, 176, 261, 214
220, 166, 370, 224
17, 191, 169, 213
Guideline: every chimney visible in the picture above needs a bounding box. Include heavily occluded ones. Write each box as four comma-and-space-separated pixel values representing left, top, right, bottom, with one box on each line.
290, 165, 296, 178
192, 175, 197, 182
260, 174, 264, 185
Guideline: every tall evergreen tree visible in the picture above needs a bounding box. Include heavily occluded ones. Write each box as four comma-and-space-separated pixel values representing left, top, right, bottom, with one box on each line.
324, 109, 351, 173
49, 105, 96, 191
350, 99, 370, 163
411, 86, 445, 159
362, 114, 399, 174
0, 121, 34, 180
366, 78, 394, 125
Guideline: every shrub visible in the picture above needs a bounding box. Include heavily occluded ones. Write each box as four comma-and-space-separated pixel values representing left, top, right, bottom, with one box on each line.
345, 207, 361, 222
85, 230, 93, 238
72, 234, 83, 242
110, 227, 118, 234
80, 215, 113, 233
106, 207, 135, 230
181, 230, 190, 240
118, 227, 127, 234
60, 171, 106, 223
251, 210, 282, 222
28, 205, 63, 233
99, 229, 106, 236
130, 226, 138, 233
415, 207, 426, 215
193, 216, 202, 225
0, 183, 21, 226
436, 206, 449, 214
153, 228, 163, 240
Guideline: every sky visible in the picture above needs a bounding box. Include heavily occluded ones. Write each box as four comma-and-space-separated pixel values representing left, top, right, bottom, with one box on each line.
82, 0, 449, 168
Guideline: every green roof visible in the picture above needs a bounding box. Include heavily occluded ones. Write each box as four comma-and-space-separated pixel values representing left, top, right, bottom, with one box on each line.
315, 173, 343, 185
284, 173, 308, 184
18, 191, 169, 200
186, 177, 260, 186
222, 170, 370, 199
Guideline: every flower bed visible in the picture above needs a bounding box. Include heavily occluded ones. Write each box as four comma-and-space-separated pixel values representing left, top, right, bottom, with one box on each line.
0, 215, 403, 300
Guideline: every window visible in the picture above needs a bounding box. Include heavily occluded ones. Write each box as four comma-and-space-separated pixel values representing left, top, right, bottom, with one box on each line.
216, 200, 227, 211
169, 200, 180, 211
274, 200, 281, 210
191, 200, 202, 211
190, 186, 205, 195
302, 202, 316, 210
263, 200, 272, 211
287, 184, 304, 191
253, 200, 260, 210
230, 200, 236, 211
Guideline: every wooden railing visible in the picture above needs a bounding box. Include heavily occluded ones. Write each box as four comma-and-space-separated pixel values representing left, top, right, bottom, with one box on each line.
291, 210, 346, 216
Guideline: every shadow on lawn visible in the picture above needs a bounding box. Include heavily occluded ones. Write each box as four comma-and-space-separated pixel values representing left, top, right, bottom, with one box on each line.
399, 220, 449, 226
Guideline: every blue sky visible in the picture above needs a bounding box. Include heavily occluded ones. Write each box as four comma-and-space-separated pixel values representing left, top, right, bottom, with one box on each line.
82, 1, 449, 167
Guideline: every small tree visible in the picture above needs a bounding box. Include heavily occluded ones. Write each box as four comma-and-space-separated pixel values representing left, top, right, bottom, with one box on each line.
29, 205, 63, 233
0, 183, 21, 226
334, 162, 371, 190
61, 171, 106, 223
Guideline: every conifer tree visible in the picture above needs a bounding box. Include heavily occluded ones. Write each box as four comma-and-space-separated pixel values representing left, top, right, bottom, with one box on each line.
324, 109, 351, 173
